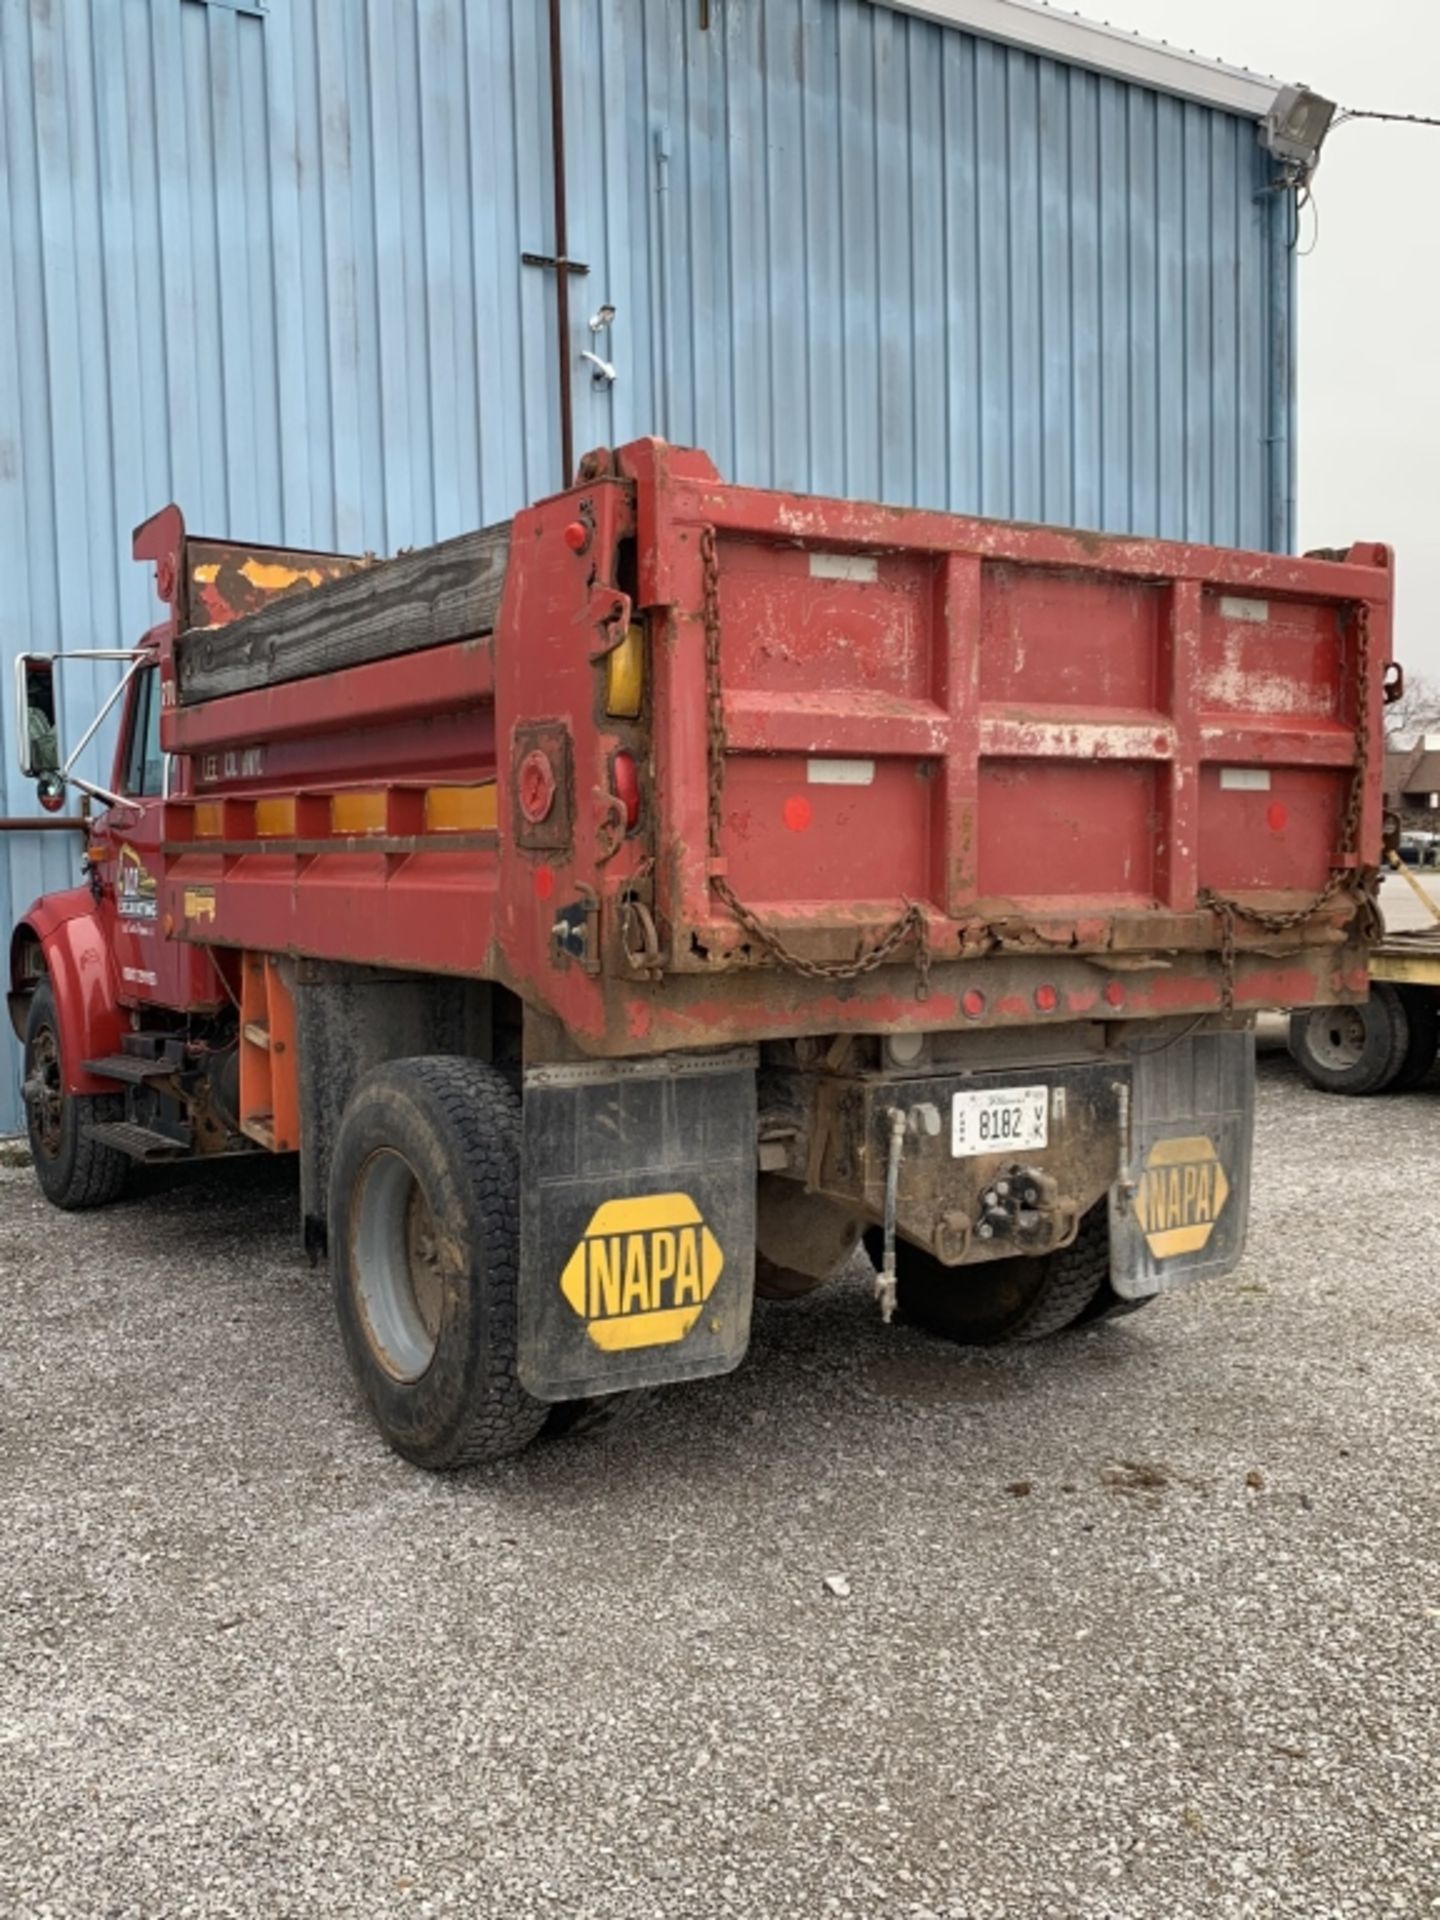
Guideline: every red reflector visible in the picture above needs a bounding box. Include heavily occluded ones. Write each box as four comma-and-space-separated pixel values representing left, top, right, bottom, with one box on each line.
518, 749, 557, 825
563, 520, 588, 552
1103, 979, 1126, 1008
613, 751, 640, 829
1034, 984, 1059, 1013
962, 988, 986, 1019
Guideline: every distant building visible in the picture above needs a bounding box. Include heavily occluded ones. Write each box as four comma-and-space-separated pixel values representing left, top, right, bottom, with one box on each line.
1385, 735, 1440, 820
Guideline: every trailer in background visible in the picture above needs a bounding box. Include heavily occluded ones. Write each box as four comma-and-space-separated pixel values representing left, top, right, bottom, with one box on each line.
1290, 851, 1440, 1093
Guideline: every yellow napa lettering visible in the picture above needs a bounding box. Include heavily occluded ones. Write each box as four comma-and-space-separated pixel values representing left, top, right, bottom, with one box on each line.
673, 1229, 702, 1305
587, 1236, 622, 1320
1182, 1163, 1199, 1219
648, 1231, 678, 1309
621, 1233, 650, 1313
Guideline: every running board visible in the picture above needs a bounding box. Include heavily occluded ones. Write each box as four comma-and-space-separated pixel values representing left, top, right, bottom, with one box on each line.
83, 1053, 176, 1086
88, 1121, 191, 1162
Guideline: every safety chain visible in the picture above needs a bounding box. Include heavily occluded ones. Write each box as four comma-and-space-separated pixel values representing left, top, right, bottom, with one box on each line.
699, 525, 931, 996
1198, 599, 1379, 1010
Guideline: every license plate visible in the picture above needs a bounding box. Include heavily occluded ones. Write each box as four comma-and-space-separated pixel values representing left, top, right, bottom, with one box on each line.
951, 1085, 1049, 1158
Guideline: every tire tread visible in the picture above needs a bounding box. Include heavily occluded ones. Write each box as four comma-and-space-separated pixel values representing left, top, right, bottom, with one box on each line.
24, 983, 128, 1211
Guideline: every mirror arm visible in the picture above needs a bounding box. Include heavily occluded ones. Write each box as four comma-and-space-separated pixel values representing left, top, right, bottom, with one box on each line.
60, 657, 146, 784
70, 774, 130, 813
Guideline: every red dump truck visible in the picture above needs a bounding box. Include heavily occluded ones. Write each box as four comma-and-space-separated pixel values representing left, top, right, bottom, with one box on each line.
9, 441, 1391, 1467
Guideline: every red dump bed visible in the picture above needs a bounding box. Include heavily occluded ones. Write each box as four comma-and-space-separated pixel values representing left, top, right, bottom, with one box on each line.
150, 439, 1390, 1054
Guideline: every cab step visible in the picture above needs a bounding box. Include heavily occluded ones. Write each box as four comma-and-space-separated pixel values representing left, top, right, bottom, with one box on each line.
83, 1053, 175, 1086
88, 1121, 191, 1162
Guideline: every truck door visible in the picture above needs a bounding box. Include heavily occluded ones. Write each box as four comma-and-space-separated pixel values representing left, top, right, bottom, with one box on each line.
97, 661, 214, 1015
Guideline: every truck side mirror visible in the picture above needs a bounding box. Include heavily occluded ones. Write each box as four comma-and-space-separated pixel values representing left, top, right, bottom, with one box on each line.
16, 656, 64, 799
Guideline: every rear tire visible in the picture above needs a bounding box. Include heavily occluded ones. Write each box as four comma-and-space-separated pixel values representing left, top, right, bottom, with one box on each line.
1388, 985, 1439, 1091
873, 1204, 1110, 1345
22, 982, 128, 1211
328, 1056, 547, 1470
754, 1251, 832, 1301
1288, 988, 1410, 1095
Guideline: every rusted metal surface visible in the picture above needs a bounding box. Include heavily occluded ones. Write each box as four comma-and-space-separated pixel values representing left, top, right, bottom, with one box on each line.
132, 502, 365, 636
174, 525, 509, 706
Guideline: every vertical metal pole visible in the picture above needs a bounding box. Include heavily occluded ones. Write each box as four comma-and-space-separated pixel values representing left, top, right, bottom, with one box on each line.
654, 126, 674, 442
548, 0, 575, 487
1267, 185, 1296, 555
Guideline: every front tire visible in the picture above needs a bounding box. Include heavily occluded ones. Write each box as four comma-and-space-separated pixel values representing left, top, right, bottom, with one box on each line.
329, 1056, 547, 1470
22, 981, 128, 1210
875, 1204, 1110, 1345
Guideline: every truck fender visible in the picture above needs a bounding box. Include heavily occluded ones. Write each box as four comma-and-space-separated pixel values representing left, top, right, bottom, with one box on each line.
8, 888, 126, 1095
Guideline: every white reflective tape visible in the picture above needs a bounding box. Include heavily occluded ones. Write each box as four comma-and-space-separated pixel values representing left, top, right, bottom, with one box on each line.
1219, 767, 1271, 791
1219, 595, 1269, 623
807, 757, 876, 786
809, 551, 878, 582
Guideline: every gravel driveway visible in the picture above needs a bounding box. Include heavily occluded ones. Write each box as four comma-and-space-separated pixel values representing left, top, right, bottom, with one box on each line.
2, 1043, 1437, 1920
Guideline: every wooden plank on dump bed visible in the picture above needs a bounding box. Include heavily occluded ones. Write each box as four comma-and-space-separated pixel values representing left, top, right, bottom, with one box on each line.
175, 521, 512, 705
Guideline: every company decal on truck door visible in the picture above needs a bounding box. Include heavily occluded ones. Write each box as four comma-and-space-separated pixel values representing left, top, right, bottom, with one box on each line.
560, 1193, 724, 1351
116, 845, 158, 922
1133, 1137, 1230, 1258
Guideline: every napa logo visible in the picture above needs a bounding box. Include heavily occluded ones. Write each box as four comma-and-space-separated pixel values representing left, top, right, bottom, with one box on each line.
560, 1194, 724, 1351
1132, 1136, 1230, 1259
116, 844, 158, 921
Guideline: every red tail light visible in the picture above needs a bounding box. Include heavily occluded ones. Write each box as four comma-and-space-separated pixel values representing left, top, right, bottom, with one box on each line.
613, 751, 640, 830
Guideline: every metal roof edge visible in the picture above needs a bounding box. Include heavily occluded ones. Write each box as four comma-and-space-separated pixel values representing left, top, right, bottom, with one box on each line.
878, 0, 1285, 118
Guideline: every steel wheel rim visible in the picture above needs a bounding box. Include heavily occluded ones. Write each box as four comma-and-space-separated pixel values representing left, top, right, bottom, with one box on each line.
351, 1149, 449, 1382
1301, 1006, 1367, 1071
25, 1023, 65, 1160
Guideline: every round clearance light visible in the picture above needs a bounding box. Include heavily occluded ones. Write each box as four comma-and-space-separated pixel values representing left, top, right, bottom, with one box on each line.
563, 520, 588, 552
518, 749, 557, 825
885, 1031, 926, 1067
1034, 984, 1059, 1013
962, 989, 986, 1020
1103, 979, 1126, 1008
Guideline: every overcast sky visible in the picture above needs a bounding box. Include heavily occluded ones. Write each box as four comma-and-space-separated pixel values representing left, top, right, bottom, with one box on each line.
1092, 0, 1440, 681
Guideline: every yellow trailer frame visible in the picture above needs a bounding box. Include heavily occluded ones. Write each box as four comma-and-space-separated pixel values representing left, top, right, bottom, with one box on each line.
1373, 853, 1440, 987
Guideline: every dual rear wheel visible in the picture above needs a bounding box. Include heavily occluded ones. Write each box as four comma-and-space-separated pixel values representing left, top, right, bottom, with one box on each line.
859, 1203, 1141, 1345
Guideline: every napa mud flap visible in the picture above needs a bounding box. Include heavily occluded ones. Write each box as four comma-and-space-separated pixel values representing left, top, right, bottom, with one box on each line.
1109, 1026, 1255, 1300
518, 1048, 758, 1401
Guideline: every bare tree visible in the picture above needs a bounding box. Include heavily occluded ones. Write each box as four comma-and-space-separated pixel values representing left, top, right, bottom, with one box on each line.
1385, 671, 1440, 749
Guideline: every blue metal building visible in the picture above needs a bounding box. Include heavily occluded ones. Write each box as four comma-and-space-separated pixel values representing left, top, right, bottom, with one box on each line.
0, 0, 1300, 1134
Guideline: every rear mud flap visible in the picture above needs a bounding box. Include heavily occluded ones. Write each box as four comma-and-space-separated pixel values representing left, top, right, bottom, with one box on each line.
1109, 1027, 1255, 1300
518, 1049, 757, 1401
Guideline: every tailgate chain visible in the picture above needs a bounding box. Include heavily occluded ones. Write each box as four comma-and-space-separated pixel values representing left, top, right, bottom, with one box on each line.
1198, 599, 1380, 1011
700, 525, 931, 997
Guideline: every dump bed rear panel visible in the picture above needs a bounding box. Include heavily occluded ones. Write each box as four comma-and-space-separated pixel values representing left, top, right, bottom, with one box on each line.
623, 442, 1388, 975
713, 549, 1348, 913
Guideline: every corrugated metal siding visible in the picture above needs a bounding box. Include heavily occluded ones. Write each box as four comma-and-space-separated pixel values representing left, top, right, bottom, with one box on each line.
0, 0, 562, 1134
570, 0, 1293, 545
0, 0, 1294, 1137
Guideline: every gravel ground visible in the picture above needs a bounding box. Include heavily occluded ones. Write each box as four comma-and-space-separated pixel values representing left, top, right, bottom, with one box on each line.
1, 1045, 1438, 1920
